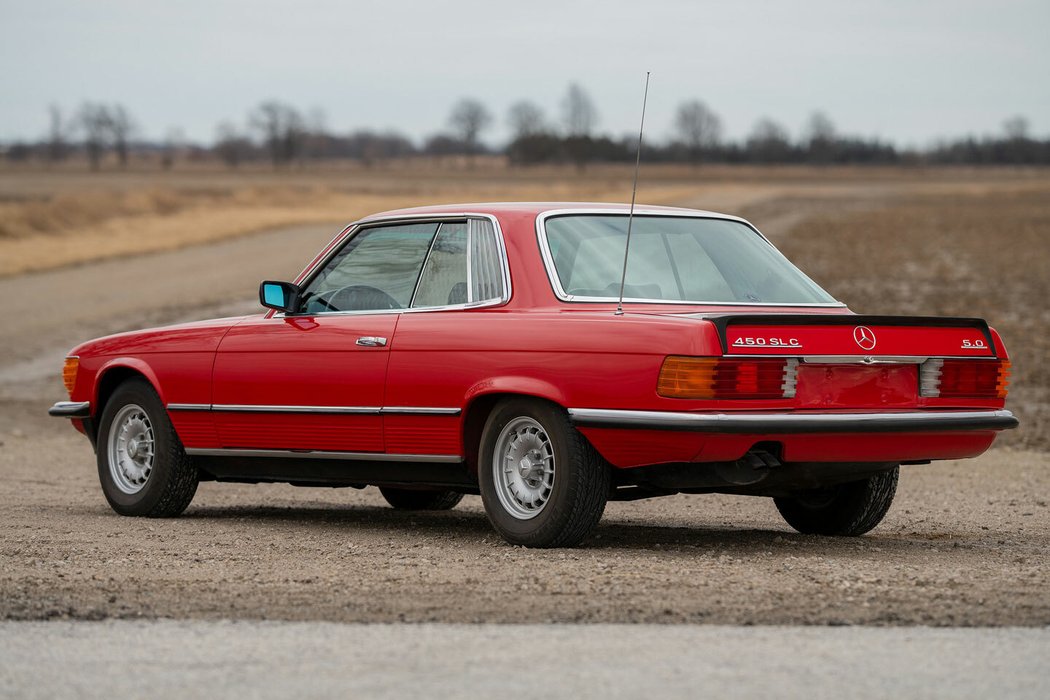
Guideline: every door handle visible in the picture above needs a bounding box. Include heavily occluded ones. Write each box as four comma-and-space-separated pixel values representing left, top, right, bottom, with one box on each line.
356, 336, 388, 347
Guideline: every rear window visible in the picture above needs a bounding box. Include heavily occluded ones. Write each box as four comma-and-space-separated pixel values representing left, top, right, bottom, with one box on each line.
542, 215, 837, 305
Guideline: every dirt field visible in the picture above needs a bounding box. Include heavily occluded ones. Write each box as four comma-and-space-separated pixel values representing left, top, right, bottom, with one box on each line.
1, 166, 1048, 625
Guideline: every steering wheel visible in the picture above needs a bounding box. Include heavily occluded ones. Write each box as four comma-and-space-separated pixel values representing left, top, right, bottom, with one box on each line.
325, 284, 402, 311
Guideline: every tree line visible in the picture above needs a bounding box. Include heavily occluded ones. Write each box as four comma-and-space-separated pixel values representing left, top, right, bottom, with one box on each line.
6, 85, 1049, 168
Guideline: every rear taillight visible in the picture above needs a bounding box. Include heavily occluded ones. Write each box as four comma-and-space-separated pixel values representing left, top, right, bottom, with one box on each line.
658, 356, 798, 400
62, 356, 79, 396
920, 358, 1011, 399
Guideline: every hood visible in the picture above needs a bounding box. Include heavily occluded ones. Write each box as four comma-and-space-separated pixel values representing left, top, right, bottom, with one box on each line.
70, 314, 258, 357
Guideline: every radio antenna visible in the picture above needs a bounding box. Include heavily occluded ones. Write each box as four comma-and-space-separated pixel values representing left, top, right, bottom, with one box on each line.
615, 71, 651, 316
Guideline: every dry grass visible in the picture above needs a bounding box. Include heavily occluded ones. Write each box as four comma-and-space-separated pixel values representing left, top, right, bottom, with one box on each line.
0, 168, 644, 276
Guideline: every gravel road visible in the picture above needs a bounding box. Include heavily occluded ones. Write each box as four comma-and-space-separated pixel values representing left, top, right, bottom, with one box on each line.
2, 622, 1047, 699
1, 222, 1047, 628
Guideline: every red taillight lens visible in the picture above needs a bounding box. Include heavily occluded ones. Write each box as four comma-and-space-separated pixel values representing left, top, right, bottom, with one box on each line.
940, 359, 1011, 399
658, 357, 798, 399
922, 359, 1011, 399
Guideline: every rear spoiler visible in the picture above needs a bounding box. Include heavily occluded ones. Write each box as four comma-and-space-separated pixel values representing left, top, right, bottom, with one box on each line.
702, 314, 996, 357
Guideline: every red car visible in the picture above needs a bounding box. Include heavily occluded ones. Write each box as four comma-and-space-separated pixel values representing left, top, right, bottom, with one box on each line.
50, 203, 1017, 547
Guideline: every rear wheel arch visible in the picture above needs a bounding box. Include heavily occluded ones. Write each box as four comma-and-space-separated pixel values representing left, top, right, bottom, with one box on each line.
461, 390, 568, 476
476, 396, 610, 547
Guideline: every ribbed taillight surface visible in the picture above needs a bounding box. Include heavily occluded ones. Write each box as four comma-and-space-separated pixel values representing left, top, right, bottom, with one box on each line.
920, 358, 1010, 399
658, 357, 799, 399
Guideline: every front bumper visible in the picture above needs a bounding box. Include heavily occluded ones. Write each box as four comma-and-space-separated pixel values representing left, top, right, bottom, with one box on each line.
567, 408, 1019, 434
48, 401, 91, 418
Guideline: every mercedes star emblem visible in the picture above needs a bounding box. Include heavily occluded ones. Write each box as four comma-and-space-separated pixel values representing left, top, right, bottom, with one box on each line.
853, 325, 877, 351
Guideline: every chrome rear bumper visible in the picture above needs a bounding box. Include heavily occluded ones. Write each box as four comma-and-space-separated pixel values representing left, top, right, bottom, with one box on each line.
568, 408, 1018, 434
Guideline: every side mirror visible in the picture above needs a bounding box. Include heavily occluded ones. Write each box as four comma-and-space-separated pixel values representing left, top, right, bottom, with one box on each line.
259, 280, 300, 313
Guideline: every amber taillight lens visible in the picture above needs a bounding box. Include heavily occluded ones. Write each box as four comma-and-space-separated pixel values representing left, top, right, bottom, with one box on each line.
62, 356, 79, 395
658, 356, 798, 399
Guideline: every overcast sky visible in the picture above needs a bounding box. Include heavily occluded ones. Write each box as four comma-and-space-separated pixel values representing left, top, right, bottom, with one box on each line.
1, 0, 1047, 147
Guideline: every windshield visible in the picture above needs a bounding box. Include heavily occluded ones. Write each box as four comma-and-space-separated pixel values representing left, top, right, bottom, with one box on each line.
542, 214, 837, 305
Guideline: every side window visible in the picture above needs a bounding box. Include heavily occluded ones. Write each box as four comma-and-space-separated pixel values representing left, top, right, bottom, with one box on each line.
411, 218, 505, 307
412, 223, 468, 307
470, 218, 505, 303
300, 223, 437, 313
299, 217, 506, 314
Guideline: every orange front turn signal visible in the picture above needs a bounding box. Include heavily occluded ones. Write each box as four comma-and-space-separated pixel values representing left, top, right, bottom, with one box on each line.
62, 356, 79, 395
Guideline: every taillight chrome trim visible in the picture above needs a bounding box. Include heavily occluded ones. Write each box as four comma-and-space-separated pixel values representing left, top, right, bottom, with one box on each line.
781, 358, 799, 398
919, 358, 944, 397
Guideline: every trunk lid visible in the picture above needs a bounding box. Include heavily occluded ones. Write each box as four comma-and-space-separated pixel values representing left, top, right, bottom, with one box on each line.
708, 314, 996, 358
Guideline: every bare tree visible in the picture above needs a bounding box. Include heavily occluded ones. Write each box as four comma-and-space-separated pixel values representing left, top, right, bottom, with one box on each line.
561, 83, 598, 137
674, 100, 722, 165
747, 118, 792, 162
160, 128, 185, 170
507, 100, 546, 139
804, 111, 836, 163
249, 100, 307, 167
214, 121, 251, 168
448, 98, 493, 163
46, 104, 70, 165
304, 107, 330, 160
75, 102, 112, 171
1003, 115, 1030, 140
108, 104, 135, 168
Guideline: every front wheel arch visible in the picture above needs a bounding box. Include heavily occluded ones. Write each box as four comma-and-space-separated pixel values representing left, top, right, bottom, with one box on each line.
92, 365, 159, 446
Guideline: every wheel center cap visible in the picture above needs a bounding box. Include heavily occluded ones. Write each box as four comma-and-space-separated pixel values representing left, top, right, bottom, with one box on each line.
128, 438, 140, 458
518, 456, 534, 478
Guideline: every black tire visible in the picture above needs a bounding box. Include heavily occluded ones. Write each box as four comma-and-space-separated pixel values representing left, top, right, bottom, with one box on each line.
478, 398, 609, 548
96, 378, 198, 517
379, 487, 463, 511
773, 466, 899, 536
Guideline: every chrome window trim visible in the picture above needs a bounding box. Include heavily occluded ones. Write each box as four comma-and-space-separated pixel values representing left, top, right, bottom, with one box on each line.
184, 448, 463, 463
534, 208, 846, 308
166, 404, 461, 416
274, 212, 512, 319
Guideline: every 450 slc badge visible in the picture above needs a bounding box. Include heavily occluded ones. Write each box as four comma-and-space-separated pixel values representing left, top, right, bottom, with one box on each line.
732, 336, 803, 348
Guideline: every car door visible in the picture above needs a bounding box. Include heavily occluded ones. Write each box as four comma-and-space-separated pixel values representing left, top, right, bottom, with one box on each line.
210, 221, 442, 453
